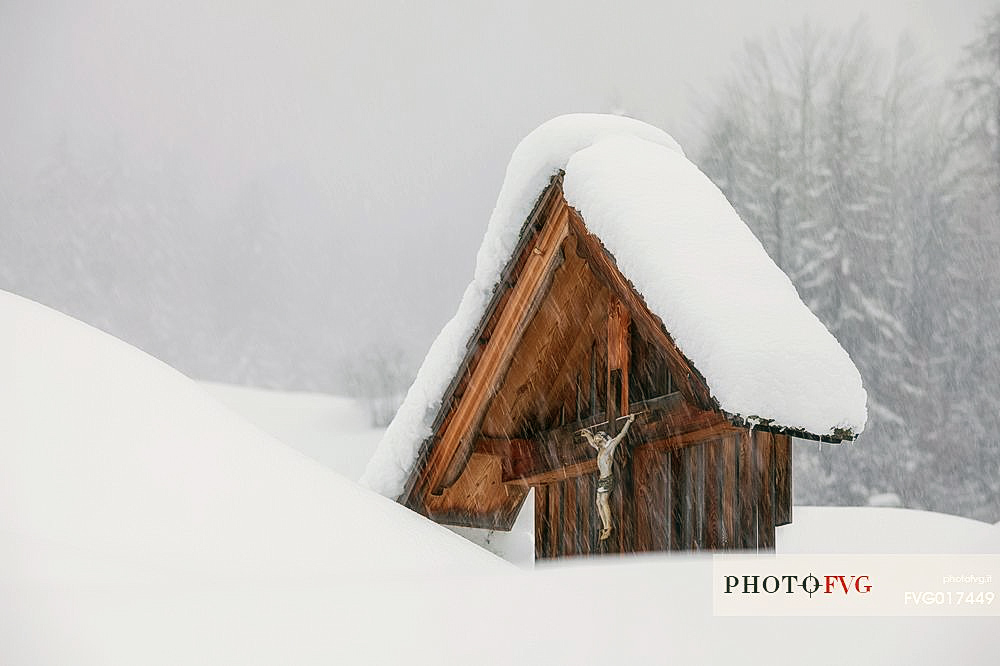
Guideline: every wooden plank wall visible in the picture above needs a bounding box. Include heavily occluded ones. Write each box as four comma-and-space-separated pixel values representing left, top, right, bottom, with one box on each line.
534, 430, 793, 558
535, 473, 602, 558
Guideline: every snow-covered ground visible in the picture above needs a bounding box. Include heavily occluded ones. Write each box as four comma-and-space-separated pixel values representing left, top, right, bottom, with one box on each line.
0, 289, 505, 585
201, 381, 383, 482
2, 289, 997, 664
201, 380, 538, 564
779, 506, 1000, 554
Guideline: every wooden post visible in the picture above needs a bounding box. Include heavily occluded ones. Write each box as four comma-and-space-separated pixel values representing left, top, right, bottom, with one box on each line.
606, 301, 631, 435
563, 479, 577, 556
721, 434, 738, 549
773, 434, 793, 526
632, 448, 651, 552
672, 447, 693, 550
704, 439, 721, 549
589, 344, 598, 419
585, 473, 599, 554
738, 430, 755, 549
693, 442, 707, 549
607, 371, 622, 436
575, 475, 590, 555
756, 431, 775, 550
534, 485, 548, 559
604, 300, 631, 553
548, 482, 561, 558
663, 449, 674, 551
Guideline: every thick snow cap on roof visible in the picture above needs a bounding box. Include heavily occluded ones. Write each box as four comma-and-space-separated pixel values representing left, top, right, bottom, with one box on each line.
362, 114, 867, 499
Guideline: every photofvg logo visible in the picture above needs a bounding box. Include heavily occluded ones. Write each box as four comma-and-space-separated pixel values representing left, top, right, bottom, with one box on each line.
712, 554, 1000, 616
723, 573, 871, 596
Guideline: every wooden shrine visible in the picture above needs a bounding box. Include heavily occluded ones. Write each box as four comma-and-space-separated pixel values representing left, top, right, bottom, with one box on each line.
395, 175, 851, 558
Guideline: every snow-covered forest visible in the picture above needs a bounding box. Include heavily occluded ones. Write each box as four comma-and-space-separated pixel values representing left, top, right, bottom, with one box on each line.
699, 13, 1000, 521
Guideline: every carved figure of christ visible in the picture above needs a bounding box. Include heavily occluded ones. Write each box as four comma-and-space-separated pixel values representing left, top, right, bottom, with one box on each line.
578, 413, 636, 541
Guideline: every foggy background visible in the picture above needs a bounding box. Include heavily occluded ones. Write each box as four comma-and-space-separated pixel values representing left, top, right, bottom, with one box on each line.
3, 1, 998, 520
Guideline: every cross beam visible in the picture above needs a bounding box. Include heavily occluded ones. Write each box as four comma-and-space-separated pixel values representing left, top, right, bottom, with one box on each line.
472, 394, 733, 486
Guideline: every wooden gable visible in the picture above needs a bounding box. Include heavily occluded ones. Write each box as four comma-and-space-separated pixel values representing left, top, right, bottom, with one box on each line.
399, 176, 792, 555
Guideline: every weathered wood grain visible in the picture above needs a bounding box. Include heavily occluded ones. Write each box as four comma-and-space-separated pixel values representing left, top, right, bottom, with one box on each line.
756, 431, 775, 550
773, 434, 792, 526
419, 201, 571, 497
568, 208, 715, 412
738, 430, 755, 549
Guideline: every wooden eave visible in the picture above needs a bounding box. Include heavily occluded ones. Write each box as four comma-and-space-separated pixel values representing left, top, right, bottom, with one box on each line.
396, 176, 570, 513
725, 416, 855, 444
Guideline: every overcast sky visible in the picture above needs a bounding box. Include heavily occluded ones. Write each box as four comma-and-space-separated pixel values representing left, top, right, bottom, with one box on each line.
1, 0, 994, 389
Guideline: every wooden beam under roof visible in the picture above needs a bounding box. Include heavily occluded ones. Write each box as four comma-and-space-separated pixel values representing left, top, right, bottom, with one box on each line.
398, 178, 567, 510
606, 300, 630, 435
478, 231, 608, 437
483, 394, 732, 486
416, 198, 571, 498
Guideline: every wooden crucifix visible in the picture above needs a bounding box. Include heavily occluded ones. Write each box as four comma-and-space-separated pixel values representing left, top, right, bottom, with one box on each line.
578, 413, 636, 540
576, 299, 636, 542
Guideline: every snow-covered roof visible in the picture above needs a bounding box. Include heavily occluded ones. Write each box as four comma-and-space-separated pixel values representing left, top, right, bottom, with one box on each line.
362, 114, 867, 499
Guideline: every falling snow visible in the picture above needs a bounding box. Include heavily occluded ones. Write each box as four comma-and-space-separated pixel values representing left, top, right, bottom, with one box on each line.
363, 115, 866, 499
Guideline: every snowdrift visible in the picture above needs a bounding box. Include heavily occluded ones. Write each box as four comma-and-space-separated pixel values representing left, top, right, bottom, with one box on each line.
201, 381, 383, 482
0, 289, 505, 584
1, 290, 995, 665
